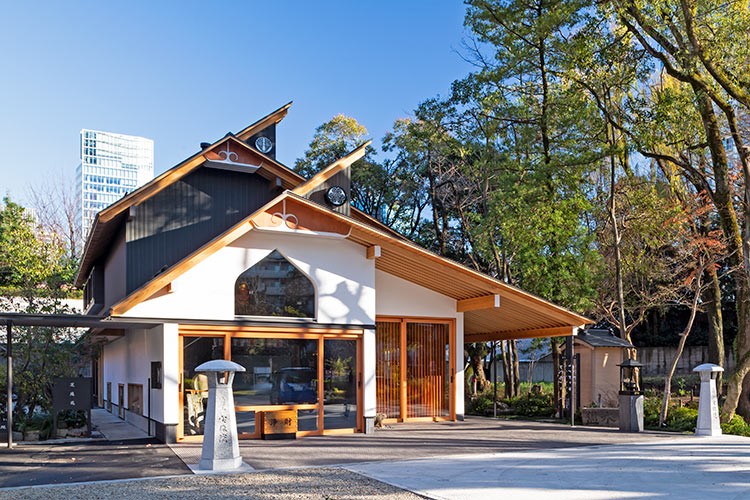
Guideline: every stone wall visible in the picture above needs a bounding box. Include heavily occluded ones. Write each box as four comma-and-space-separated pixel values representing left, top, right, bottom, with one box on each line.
638, 346, 734, 377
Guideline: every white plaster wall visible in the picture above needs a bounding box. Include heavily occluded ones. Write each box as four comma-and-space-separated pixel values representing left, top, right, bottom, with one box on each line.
161, 323, 179, 425
375, 270, 465, 416
124, 231, 376, 326
102, 325, 166, 425
104, 228, 126, 309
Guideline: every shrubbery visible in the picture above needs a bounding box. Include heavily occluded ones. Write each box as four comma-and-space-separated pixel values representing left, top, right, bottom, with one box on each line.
466, 386, 555, 418
643, 395, 750, 436
506, 392, 555, 417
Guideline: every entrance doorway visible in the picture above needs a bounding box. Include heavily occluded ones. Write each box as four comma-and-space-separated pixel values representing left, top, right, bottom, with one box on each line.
323, 339, 358, 430
177, 326, 363, 441
375, 317, 455, 422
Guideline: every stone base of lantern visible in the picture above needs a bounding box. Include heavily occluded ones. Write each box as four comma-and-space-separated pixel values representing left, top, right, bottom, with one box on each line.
619, 394, 644, 433
198, 455, 244, 471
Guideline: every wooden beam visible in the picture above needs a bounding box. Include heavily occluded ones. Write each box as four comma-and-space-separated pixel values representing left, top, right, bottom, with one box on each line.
292, 141, 372, 196
235, 101, 293, 141
457, 294, 500, 312
366, 245, 381, 259
464, 326, 576, 343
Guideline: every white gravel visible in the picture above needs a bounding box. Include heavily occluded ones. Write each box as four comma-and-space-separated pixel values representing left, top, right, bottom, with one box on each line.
0, 468, 424, 500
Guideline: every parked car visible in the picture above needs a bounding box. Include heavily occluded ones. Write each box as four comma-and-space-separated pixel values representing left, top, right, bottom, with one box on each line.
270, 367, 316, 404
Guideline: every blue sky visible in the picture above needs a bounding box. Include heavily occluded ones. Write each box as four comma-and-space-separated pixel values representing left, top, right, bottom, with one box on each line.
1, 1, 473, 203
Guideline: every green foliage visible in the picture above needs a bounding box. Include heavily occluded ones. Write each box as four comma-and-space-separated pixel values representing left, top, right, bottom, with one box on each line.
505, 392, 556, 418
294, 115, 370, 178
0, 197, 86, 425
722, 415, 750, 437
467, 394, 494, 415
56, 410, 87, 429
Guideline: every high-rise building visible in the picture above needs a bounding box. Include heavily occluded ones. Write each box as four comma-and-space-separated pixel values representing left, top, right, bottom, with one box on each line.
77, 129, 154, 238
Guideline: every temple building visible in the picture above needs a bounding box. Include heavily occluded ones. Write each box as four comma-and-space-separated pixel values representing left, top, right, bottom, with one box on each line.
75, 103, 589, 442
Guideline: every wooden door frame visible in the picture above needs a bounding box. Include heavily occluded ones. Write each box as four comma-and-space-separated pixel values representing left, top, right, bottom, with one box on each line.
176, 325, 364, 441
375, 316, 457, 423
117, 384, 125, 419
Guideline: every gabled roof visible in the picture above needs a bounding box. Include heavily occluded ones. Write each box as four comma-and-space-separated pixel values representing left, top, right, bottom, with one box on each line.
576, 328, 633, 348
75, 104, 305, 288
235, 101, 292, 142
109, 188, 591, 340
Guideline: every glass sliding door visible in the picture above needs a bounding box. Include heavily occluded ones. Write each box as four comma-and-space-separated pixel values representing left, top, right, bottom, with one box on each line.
230, 337, 319, 435
181, 336, 225, 436
323, 339, 358, 430
375, 321, 401, 419
406, 322, 450, 419
375, 318, 454, 422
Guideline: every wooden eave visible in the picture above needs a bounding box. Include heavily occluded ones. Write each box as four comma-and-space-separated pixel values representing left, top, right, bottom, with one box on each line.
109, 190, 592, 339
75, 134, 304, 287
235, 101, 292, 142
292, 141, 372, 196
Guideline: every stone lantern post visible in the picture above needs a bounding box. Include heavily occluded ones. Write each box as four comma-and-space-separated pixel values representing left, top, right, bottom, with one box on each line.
195, 359, 246, 471
618, 358, 644, 433
693, 363, 724, 437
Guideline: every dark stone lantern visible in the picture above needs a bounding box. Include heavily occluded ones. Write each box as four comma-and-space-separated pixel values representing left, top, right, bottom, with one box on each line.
617, 358, 644, 432
618, 359, 643, 395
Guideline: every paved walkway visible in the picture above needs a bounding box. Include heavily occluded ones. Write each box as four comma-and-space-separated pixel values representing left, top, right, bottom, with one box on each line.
346, 434, 750, 500
91, 408, 150, 441
170, 416, 686, 470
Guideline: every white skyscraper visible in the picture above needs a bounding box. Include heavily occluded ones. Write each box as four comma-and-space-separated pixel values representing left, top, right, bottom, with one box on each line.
77, 129, 154, 238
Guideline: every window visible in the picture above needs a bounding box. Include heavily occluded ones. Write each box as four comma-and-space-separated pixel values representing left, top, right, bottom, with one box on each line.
235, 250, 315, 318
128, 384, 143, 415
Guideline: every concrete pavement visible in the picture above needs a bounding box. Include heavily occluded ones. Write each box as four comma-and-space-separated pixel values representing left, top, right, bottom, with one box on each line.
170, 416, 686, 470
346, 434, 750, 500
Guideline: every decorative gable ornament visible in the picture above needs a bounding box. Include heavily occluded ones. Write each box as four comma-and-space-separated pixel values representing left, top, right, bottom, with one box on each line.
204, 140, 261, 173
250, 198, 351, 239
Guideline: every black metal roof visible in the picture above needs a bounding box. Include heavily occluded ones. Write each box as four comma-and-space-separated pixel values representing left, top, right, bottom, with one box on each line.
576, 328, 634, 348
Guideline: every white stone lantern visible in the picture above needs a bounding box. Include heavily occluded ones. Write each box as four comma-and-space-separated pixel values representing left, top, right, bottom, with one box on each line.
195, 359, 246, 471
693, 363, 724, 437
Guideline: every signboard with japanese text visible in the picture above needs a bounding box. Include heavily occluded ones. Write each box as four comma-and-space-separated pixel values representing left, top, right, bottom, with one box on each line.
52, 377, 92, 438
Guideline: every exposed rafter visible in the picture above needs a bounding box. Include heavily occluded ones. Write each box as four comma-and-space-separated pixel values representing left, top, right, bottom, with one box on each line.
456, 294, 500, 312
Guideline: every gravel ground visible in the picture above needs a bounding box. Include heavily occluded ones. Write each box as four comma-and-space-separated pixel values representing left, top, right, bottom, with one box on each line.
0, 468, 424, 500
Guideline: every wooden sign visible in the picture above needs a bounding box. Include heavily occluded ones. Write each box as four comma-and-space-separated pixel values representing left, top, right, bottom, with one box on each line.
261, 410, 297, 440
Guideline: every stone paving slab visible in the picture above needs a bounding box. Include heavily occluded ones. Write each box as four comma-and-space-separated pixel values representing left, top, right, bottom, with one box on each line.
345, 434, 750, 500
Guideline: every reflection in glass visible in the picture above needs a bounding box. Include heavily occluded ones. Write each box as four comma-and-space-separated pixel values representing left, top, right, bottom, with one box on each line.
324, 339, 358, 430
298, 409, 319, 432
231, 338, 318, 407
182, 336, 225, 435
236, 410, 255, 436
375, 322, 400, 418
235, 250, 315, 318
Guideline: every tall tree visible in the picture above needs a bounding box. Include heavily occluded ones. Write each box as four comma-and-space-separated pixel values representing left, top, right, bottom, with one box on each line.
610, 0, 750, 420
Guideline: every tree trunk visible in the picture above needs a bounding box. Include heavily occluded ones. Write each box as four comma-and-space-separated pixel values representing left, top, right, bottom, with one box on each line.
470, 350, 488, 395
511, 340, 521, 397
608, 139, 627, 341
690, 84, 749, 420
704, 266, 724, 389
501, 341, 513, 398
660, 272, 702, 426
